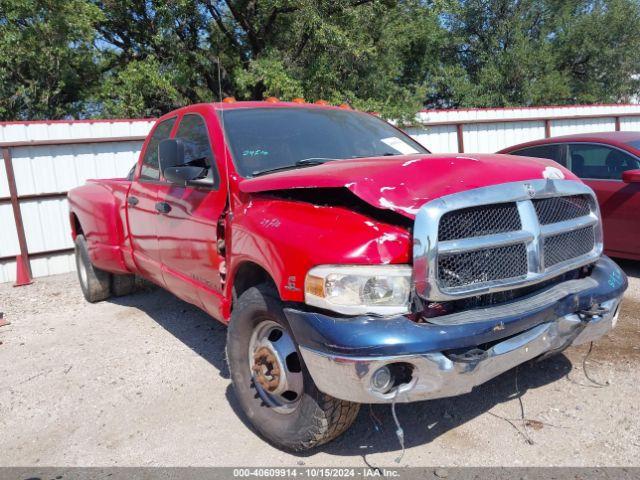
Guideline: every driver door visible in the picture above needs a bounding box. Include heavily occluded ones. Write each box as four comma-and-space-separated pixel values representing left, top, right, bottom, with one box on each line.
127, 116, 177, 286
156, 112, 228, 319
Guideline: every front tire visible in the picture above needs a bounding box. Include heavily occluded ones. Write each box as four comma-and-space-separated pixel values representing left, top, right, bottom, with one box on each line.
227, 285, 360, 451
74, 234, 111, 303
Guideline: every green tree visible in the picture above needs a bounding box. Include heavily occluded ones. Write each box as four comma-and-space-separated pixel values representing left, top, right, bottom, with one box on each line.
431, 0, 572, 107
92, 0, 438, 119
554, 0, 640, 103
2, 0, 640, 120
427, 0, 640, 108
0, 0, 102, 120
99, 57, 188, 117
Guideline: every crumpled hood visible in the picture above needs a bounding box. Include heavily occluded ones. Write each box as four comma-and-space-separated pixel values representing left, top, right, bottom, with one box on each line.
238, 153, 578, 218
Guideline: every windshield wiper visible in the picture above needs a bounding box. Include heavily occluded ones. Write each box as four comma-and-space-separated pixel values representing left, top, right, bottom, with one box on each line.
251, 158, 336, 177
351, 152, 399, 158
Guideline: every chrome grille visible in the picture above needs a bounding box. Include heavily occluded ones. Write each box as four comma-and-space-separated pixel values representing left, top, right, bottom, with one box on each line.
438, 243, 528, 289
413, 180, 603, 301
438, 203, 521, 241
544, 226, 596, 268
533, 194, 593, 225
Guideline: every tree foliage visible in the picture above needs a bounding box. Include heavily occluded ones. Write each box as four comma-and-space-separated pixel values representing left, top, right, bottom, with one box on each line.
1, 0, 640, 120
0, 0, 102, 119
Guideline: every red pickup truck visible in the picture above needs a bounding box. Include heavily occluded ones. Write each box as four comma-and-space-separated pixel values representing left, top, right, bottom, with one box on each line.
68, 101, 627, 451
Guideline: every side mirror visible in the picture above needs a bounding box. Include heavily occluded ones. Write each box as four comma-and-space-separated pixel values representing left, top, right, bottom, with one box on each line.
622, 169, 640, 184
159, 138, 184, 170
158, 138, 208, 185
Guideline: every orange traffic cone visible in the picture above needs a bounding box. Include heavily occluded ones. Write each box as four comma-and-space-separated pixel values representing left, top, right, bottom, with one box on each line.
14, 254, 33, 287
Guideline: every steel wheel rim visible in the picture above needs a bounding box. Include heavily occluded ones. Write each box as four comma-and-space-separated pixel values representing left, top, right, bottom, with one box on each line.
248, 319, 303, 414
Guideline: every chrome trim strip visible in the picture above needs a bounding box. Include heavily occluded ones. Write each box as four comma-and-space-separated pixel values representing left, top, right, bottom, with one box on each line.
413, 179, 603, 301
438, 230, 534, 254
539, 214, 598, 236
518, 199, 544, 274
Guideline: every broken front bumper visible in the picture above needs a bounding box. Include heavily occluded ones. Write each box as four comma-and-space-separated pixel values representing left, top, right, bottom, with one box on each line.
284, 256, 627, 404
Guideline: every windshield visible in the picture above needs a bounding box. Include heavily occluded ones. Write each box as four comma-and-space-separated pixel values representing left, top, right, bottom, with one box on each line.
221, 107, 430, 177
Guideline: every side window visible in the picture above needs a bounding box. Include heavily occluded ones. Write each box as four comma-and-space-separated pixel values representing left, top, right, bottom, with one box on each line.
568, 143, 640, 180
175, 114, 219, 188
139, 117, 176, 181
510, 145, 565, 166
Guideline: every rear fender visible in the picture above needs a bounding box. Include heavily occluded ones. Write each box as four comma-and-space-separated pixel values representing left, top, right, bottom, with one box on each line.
67, 180, 131, 274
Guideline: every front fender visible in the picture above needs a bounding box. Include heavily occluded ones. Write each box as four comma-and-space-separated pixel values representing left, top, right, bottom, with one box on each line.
229, 197, 411, 302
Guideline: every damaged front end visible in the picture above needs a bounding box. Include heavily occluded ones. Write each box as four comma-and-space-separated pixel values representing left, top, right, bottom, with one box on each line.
282, 179, 628, 403
285, 257, 625, 404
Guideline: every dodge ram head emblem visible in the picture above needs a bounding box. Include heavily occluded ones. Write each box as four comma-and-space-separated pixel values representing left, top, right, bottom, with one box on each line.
524, 183, 536, 198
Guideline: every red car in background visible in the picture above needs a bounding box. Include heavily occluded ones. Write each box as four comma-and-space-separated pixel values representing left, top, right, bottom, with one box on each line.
500, 132, 640, 261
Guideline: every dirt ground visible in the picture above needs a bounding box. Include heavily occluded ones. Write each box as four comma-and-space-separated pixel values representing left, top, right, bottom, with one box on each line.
0, 261, 639, 467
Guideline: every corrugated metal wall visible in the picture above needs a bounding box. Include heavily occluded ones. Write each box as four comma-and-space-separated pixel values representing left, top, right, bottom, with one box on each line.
0, 120, 154, 283
2, 105, 640, 283
407, 104, 640, 153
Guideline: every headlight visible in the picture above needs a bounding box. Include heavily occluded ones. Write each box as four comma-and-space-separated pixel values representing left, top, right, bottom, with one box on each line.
304, 265, 412, 315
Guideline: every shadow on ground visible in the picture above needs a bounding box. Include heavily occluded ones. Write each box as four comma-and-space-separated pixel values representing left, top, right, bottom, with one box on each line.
226, 355, 571, 458
109, 287, 230, 379
322, 356, 570, 458
109, 285, 574, 458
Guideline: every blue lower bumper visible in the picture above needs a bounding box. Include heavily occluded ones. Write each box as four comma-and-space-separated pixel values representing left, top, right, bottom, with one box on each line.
284, 256, 627, 358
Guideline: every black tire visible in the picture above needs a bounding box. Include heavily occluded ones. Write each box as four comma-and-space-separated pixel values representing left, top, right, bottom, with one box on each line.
227, 285, 360, 451
111, 273, 136, 297
74, 234, 111, 303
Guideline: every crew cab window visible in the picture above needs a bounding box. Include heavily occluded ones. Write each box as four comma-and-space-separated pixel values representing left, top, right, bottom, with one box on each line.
568, 143, 640, 180
222, 108, 430, 177
509, 144, 565, 166
174, 114, 219, 188
139, 117, 176, 181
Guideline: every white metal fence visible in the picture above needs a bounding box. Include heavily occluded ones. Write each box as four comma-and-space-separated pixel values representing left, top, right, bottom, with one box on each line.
0, 119, 154, 283
2, 104, 640, 283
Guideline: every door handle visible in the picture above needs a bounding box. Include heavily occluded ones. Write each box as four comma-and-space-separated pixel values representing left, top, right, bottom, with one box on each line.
155, 202, 172, 214
127, 196, 139, 206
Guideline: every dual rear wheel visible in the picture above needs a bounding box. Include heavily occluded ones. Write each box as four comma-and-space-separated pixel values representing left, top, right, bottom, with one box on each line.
74, 234, 136, 302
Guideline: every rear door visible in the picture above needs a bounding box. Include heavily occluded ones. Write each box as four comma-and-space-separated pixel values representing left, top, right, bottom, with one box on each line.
127, 116, 177, 285
156, 112, 228, 318
566, 142, 640, 259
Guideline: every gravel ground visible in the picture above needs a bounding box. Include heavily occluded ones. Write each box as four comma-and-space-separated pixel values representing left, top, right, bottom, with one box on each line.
0, 262, 639, 467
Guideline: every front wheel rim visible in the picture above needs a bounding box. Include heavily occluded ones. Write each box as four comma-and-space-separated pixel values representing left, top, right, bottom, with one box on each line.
248, 319, 304, 414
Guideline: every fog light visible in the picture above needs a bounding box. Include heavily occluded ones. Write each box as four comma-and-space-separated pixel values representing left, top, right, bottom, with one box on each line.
370, 366, 393, 393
